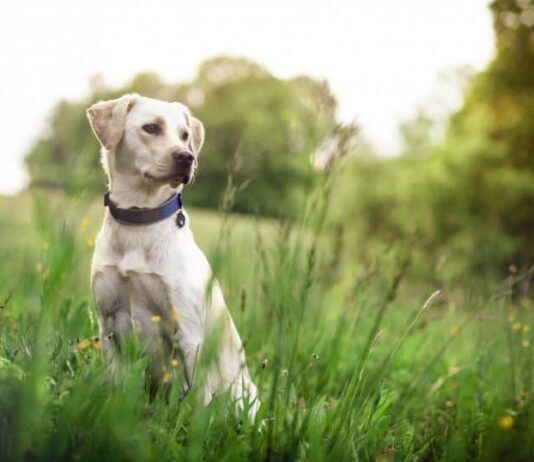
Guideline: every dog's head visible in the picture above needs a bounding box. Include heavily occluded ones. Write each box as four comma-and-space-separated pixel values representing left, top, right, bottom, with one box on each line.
87, 94, 204, 189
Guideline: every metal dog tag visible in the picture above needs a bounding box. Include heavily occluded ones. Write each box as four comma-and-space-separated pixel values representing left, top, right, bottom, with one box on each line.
176, 210, 186, 228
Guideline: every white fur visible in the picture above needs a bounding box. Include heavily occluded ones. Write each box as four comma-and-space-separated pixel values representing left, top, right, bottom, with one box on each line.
87, 94, 259, 419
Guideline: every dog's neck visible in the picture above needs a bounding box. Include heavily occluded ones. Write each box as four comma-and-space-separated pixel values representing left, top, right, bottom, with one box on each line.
107, 171, 181, 209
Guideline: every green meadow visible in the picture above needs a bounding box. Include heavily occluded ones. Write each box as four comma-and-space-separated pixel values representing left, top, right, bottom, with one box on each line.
0, 189, 533, 462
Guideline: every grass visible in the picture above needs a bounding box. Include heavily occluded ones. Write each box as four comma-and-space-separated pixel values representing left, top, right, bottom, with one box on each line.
0, 188, 533, 461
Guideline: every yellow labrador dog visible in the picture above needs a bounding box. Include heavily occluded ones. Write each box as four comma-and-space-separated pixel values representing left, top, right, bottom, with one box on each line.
87, 93, 258, 419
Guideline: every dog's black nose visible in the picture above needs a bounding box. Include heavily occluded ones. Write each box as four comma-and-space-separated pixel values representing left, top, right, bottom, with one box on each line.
172, 150, 194, 166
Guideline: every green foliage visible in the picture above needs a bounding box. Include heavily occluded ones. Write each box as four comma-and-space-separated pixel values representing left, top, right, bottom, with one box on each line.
331, 0, 534, 280
25, 57, 338, 216
1, 187, 534, 461
26, 100, 103, 194
423, 0, 534, 273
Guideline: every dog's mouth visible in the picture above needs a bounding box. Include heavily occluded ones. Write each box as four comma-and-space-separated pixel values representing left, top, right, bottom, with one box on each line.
144, 170, 194, 187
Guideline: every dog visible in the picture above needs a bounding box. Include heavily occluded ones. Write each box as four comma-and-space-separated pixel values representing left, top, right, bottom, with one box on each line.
87, 93, 259, 419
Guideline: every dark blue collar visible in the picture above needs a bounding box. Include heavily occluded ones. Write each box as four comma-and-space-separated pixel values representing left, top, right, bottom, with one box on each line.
104, 191, 186, 227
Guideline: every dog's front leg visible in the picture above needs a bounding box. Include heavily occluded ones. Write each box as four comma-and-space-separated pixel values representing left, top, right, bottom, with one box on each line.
92, 268, 133, 359
170, 321, 203, 395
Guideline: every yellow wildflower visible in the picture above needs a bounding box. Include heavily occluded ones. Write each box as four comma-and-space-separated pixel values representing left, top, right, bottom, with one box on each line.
523, 324, 530, 333
498, 415, 514, 430
171, 359, 180, 368
376, 454, 393, 462
151, 315, 161, 323
79, 218, 89, 232
92, 337, 102, 350
512, 322, 522, 331
76, 339, 91, 351
448, 365, 462, 377
522, 340, 529, 348
162, 372, 172, 383
86, 234, 96, 248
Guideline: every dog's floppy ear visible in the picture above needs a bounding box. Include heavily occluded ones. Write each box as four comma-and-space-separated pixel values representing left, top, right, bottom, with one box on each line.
190, 116, 205, 155
87, 93, 139, 150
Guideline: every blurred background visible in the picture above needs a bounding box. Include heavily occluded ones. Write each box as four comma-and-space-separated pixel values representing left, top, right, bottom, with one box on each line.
1, 0, 533, 284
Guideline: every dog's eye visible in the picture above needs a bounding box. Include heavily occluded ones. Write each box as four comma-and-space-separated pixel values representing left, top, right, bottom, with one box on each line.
180, 131, 189, 142
142, 124, 161, 135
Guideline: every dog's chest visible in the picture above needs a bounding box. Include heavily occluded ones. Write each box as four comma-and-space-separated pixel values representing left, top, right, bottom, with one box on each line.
92, 216, 211, 316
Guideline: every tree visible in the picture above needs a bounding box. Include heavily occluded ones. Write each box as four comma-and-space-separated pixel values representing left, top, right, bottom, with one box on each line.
422, 0, 534, 273
331, 0, 534, 280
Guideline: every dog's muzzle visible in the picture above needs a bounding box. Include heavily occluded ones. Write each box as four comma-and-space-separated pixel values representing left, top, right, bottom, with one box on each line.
171, 150, 195, 183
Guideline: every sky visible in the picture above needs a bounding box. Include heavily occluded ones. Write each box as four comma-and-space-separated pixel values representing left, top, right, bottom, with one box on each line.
0, 0, 495, 194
